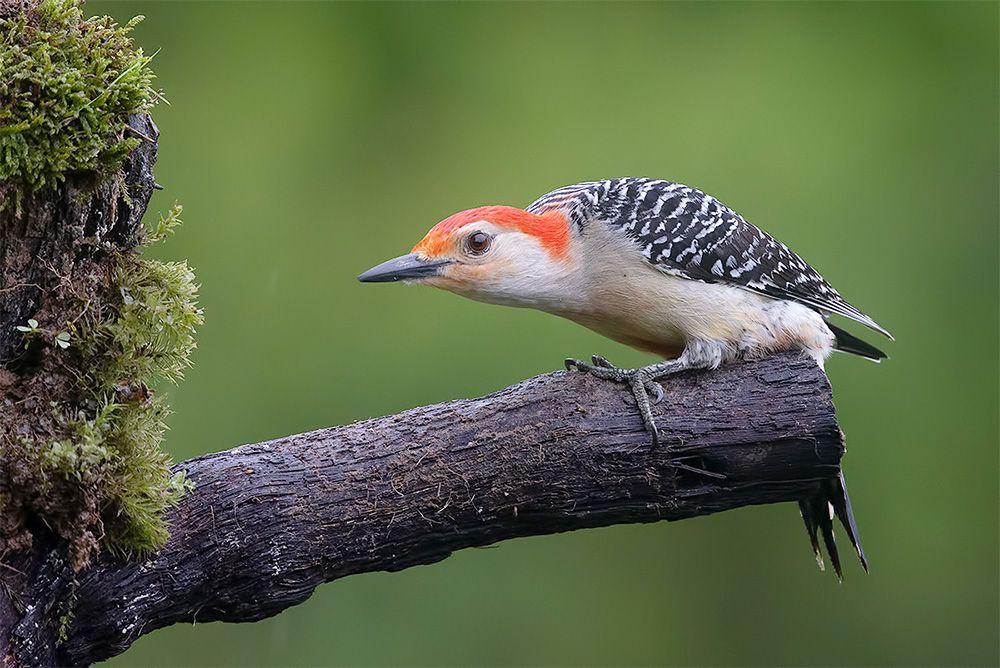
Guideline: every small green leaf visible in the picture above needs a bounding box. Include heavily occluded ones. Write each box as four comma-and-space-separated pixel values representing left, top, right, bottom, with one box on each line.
28, 319, 39, 329
55, 331, 72, 348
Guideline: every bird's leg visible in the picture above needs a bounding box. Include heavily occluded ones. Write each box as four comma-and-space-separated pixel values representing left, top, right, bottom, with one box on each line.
564, 354, 699, 445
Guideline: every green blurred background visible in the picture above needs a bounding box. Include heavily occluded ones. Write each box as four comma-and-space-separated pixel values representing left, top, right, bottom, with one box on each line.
89, 1, 997, 665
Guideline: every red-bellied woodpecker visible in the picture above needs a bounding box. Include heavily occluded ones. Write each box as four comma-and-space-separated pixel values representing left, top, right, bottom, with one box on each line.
359, 177, 892, 577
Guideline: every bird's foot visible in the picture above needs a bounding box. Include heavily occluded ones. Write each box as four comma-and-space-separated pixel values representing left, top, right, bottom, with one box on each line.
564, 355, 666, 445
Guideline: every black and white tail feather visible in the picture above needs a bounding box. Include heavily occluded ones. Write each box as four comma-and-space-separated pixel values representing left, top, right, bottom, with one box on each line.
828, 321, 887, 361
529, 177, 888, 577
799, 471, 869, 580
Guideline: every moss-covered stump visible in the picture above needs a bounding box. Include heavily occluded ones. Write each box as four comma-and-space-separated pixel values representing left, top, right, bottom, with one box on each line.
0, 0, 200, 571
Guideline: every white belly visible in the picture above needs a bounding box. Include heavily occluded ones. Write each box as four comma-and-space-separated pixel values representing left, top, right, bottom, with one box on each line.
559, 243, 835, 365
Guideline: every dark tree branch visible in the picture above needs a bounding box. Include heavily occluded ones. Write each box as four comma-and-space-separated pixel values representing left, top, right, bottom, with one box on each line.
31, 351, 843, 664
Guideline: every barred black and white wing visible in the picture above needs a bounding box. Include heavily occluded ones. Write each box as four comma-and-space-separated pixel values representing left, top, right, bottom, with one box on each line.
528, 178, 892, 339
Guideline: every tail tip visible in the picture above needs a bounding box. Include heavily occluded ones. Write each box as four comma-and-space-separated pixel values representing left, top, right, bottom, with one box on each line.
799, 472, 868, 580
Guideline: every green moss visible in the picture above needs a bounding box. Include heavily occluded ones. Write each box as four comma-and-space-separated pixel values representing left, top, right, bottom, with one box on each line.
57, 204, 201, 557
0, 3, 199, 567
37, 396, 192, 555
92, 206, 202, 389
5, 206, 201, 564
76, 204, 201, 555
0, 0, 159, 204
13, 206, 202, 561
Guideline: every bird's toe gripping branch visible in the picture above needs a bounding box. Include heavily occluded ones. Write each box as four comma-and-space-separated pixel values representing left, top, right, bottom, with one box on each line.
564, 355, 668, 445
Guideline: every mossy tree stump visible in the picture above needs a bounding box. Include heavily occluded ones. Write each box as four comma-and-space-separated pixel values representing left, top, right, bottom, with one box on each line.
2, 2, 199, 663
2, 0, 201, 564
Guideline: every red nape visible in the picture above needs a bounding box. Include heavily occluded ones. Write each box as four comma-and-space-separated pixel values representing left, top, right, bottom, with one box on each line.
413, 206, 569, 258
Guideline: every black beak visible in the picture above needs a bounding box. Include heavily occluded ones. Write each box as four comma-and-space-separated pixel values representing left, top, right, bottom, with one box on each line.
357, 253, 451, 283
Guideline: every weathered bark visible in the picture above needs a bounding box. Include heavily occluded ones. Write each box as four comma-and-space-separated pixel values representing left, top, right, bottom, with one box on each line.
6, 351, 844, 665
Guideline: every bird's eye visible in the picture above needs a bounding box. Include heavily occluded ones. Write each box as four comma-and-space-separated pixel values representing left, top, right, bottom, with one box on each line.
466, 231, 492, 256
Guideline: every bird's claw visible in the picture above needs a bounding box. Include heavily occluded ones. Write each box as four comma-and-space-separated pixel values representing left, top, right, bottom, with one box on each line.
628, 371, 661, 446
566, 355, 664, 445
646, 379, 664, 404
647, 417, 660, 447
564, 357, 626, 381
591, 354, 615, 369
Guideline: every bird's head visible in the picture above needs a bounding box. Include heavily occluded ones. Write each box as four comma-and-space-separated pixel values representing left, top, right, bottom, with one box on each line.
358, 205, 577, 308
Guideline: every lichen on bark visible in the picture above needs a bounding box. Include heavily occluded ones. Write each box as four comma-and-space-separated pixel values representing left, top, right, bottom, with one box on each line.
0, 0, 200, 569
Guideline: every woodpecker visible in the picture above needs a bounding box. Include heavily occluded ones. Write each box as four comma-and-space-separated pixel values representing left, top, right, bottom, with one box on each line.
359, 177, 891, 577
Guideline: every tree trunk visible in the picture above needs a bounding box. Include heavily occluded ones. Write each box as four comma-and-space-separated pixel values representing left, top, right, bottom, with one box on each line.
1, 113, 160, 667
